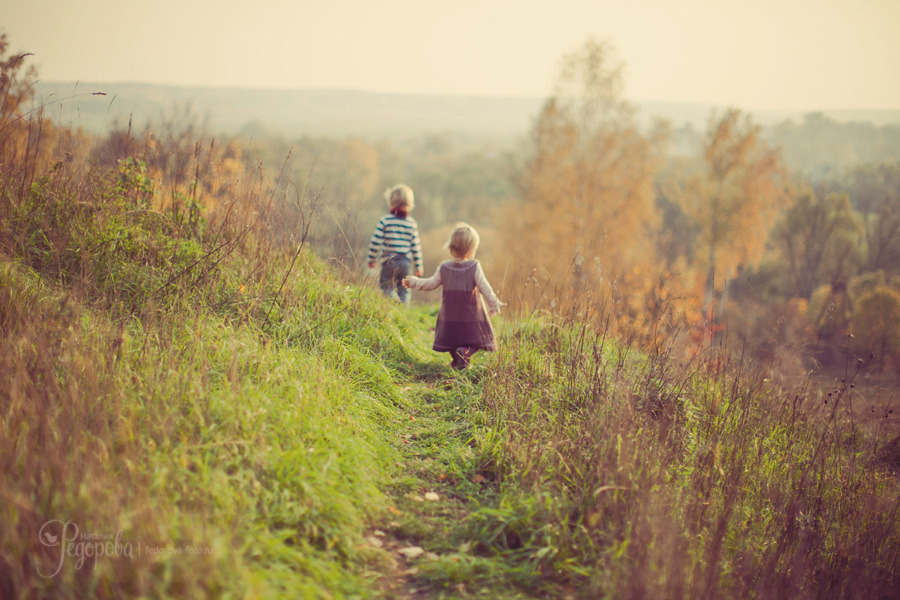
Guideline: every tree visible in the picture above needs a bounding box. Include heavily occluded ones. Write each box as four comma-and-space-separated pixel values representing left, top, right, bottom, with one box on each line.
847, 162, 900, 277
504, 38, 664, 299
683, 109, 787, 319
771, 187, 862, 299
852, 287, 900, 372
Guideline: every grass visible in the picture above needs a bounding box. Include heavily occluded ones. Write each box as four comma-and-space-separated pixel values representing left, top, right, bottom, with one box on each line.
1, 256, 411, 597
467, 315, 900, 598
1, 111, 898, 599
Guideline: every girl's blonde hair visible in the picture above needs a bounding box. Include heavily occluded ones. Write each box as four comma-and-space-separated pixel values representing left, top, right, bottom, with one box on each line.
448, 222, 480, 259
385, 184, 415, 213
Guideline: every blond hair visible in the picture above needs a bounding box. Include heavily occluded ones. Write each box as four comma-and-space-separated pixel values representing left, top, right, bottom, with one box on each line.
448, 222, 480, 259
385, 184, 415, 213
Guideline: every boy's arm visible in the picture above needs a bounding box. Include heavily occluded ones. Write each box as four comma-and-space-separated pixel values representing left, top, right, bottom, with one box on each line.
474, 262, 505, 315
411, 226, 424, 276
366, 218, 385, 267
404, 265, 442, 291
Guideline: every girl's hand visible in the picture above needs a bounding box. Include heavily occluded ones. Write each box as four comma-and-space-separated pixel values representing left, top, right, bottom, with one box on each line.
368, 261, 376, 269
401, 276, 411, 288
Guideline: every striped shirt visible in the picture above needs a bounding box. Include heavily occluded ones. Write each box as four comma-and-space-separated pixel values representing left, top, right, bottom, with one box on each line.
366, 214, 423, 273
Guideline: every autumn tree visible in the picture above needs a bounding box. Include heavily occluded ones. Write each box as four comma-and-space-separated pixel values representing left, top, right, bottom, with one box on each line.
504, 38, 665, 312
851, 287, 900, 372
682, 109, 787, 318
389, 136, 514, 231
274, 137, 381, 269
847, 162, 900, 277
771, 186, 862, 299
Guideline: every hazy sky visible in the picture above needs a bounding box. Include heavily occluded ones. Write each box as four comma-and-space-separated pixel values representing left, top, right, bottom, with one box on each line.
4, 0, 900, 110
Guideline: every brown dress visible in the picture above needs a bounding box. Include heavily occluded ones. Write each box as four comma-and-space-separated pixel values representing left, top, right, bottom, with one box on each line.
431, 260, 497, 352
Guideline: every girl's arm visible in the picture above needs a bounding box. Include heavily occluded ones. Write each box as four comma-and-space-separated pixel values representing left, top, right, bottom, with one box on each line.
403, 265, 442, 291
474, 262, 505, 315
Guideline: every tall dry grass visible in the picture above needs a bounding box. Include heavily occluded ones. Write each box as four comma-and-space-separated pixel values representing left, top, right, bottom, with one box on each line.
469, 280, 899, 599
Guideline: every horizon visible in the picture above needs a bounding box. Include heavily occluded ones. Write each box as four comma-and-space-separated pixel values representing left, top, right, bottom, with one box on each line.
7, 0, 900, 113
34, 79, 900, 124
35, 78, 900, 113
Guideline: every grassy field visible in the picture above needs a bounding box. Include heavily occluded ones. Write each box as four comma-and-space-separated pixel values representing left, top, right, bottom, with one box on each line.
1, 130, 899, 599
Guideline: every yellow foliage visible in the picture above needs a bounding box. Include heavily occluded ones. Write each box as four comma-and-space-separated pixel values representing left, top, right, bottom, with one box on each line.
851, 287, 900, 371
502, 39, 666, 328
682, 109, 788, 295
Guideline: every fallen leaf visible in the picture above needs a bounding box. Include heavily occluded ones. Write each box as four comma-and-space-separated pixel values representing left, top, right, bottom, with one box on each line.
424, 492, 440, 501
473, 474, 486, 484
365, 536, 384, 548
387, 505, 403, 515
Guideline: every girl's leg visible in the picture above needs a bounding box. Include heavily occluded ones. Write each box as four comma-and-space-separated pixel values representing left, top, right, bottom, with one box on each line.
454, 346, 478, 368
449, 348, 464, 369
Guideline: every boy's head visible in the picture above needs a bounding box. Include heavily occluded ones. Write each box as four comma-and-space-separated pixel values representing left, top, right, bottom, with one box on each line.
448, 222, 480, 259
386, 184, 415, 216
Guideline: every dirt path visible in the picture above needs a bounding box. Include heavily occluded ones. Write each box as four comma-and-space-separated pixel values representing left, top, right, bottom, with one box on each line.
365, 367, 502, 599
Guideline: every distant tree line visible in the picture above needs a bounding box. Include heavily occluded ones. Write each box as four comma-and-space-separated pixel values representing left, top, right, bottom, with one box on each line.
9, 30, 899, 374
498, 38, 900, 374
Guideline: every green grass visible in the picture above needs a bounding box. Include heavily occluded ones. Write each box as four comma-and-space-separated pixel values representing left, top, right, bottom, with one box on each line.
2, 128, 898, 599
1, 256, 415, 597
0, 225, 546, 598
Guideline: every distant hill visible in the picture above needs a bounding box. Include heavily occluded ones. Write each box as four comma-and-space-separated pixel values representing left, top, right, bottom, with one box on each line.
34, 81, 900, 141
31, 82, 900, 175
33, 82, 544, 141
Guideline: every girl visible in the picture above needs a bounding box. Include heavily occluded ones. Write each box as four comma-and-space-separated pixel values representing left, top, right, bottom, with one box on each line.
403, 223, 503, 369
367, 184, 423, 305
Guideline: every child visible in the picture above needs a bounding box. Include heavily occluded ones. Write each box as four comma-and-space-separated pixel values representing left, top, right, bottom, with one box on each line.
403, 223, 503, 369
367, 184, 423, 305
